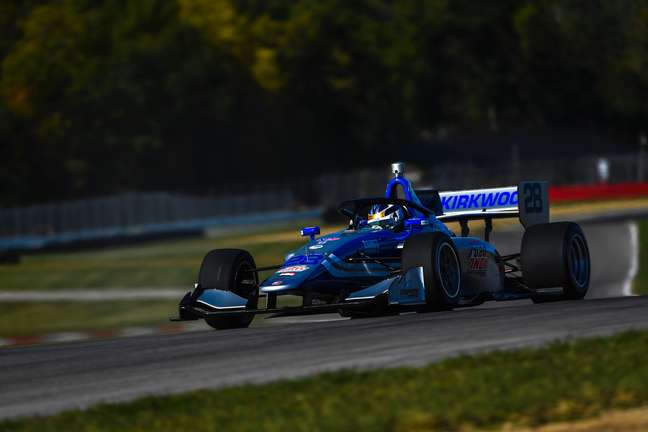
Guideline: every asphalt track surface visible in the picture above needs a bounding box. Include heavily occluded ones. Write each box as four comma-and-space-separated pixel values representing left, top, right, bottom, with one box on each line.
1, 221, 646, 420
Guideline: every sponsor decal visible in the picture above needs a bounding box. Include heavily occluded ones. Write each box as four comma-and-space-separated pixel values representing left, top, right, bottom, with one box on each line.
441, 190, 519, 211
277, 265, 309, 273
309, 245, 324, 249
468, 247, 488, 273
361, 239, 380, 254
284, 254, 323, 266
272, 281, 284, 286
316, 237, 340, 245
279, 272, 295, 277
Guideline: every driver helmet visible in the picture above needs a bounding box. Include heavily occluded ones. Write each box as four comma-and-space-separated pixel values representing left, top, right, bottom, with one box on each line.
368, 203, 405, 229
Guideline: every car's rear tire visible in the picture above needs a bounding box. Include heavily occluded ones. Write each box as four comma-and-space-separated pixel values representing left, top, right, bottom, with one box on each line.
521, 222, 590, 302
198, 249, 258, 330
401, 232, 461, 311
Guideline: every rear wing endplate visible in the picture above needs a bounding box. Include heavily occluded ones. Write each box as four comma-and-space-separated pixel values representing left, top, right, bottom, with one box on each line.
437, 181, 549, 228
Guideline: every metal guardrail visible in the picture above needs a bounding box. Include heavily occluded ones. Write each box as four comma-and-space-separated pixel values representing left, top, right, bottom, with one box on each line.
0, 152, 644, 246
0, 209, 321, 251
0, 190, 295, 238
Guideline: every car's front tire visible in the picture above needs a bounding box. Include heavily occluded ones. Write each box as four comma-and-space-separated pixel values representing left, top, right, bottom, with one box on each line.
198, 249, 258, 330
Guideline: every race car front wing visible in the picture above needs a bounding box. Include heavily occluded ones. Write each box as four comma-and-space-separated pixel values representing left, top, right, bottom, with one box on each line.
170, 266, 428, 321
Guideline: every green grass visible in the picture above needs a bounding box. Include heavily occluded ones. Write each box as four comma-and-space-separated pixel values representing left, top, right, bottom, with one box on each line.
0, 234, 304, 291
0, 301, 178, 337
2, 330, 648, 431
0, 224, 323, 336
0, 298, 306, 337
633, 220, 648, 296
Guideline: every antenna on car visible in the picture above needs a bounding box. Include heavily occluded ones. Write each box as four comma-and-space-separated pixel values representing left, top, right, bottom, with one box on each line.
391, 162, 405, 178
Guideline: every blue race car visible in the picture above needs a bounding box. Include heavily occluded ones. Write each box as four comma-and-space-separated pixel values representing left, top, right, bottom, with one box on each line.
173, 163, 591, 329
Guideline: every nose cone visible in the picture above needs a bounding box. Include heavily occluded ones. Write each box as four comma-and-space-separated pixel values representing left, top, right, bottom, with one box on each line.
260, 254, 326, 293
259, 231, 351, 293
261, 264, 313, 292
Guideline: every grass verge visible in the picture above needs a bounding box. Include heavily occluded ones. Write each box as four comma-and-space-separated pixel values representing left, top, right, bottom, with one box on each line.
633, 220, 648, 296
0, 301, 178, 337
0, 224, 344, 336
0, 235, 305, 291
2, 330, 648, 431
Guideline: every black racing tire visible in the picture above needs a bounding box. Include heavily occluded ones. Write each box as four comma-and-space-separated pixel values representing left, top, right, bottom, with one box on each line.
199, 249, 258, 330
521, 222, 590, 302
401, 232, 462, 311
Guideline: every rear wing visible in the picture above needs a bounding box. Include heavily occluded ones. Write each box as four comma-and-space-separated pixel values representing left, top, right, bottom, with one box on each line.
436, 181, 549, 229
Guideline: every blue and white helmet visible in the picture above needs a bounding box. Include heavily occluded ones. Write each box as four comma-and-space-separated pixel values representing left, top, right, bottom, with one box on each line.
368, 204, 406, 229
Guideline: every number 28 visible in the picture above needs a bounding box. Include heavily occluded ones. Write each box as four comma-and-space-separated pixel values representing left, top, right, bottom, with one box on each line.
524, 183, 543, 213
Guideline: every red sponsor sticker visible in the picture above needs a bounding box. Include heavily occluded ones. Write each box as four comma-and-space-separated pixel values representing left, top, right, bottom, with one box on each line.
277, 265, 309, 273
468, 247, 488, 272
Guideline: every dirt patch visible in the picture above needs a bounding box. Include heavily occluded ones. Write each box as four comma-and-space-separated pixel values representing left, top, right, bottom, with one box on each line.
500, 406, 648, 432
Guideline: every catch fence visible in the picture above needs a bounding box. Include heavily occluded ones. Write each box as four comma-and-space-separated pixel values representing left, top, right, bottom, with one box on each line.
0, 152, 644, 240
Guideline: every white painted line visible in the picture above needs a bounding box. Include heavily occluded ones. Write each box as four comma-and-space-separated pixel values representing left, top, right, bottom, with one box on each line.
625, 221, 639, 296
119, 327, 158, 337
177, 322, 207, 332
43, 332, 89, 343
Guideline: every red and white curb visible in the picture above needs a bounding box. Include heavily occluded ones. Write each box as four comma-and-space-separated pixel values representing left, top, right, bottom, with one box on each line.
0, 321, 206, 348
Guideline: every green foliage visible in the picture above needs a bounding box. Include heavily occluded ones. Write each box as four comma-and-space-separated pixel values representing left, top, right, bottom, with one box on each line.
0, 223, 314, 336
0, 231, 304, 290
1, 1, 647, 205
3, 330, 648, 431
